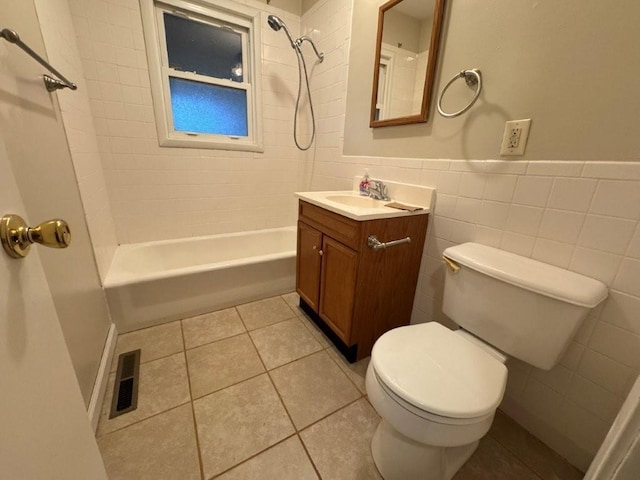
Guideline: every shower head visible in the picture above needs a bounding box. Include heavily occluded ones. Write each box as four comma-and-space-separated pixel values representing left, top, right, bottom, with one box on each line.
267, 15, 283, 31
266, 15, 296, 49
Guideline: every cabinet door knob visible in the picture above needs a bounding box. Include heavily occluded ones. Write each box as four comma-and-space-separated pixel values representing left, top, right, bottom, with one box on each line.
318, 249, 323, 256
312, 245, 317, 250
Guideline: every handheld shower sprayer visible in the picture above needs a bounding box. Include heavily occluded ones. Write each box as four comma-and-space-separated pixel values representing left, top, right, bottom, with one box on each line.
266, 15, 324, 150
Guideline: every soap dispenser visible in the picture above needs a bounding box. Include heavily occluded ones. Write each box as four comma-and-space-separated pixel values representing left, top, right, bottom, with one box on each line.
359, 170, 371, 196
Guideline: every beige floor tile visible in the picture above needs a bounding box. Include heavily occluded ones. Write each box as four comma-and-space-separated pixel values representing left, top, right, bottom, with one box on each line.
182, 307, 245, 349
194, 374, 294, 479
489, 410, 583, 479
270, 350, 361, 429
186, 333, 264, 399
250, 318, 323, 370
282, 291, 306, 315
300, 398, 382, 479
296, 310, 331, 348
98, 404, 200, 480
110, 321, 183, 372
237, 296, 297, 331
215, 436, 319, 480
326, 346, 370, 395
454, 436, 540, 480
98, 353, 190, 436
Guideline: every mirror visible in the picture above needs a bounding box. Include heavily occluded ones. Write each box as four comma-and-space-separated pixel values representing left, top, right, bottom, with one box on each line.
370, 0, 445, 128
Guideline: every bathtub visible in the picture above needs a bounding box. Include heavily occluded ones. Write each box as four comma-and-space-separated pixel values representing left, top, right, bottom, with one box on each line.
104, 226, 297, 333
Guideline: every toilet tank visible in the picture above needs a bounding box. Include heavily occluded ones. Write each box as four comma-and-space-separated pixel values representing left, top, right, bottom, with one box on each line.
442, 243, 608, 370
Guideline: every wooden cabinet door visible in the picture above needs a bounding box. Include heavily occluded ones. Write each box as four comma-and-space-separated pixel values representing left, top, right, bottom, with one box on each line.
296, 221, 323, 311
319, 236, 358, 343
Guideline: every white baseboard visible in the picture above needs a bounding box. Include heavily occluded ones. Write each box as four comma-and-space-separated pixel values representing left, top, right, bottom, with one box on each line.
88, 323, 118, 433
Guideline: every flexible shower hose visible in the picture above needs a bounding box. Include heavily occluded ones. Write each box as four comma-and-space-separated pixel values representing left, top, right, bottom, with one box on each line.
292, 43, 316, 151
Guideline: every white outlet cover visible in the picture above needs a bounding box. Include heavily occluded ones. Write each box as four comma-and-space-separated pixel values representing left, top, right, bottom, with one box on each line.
500, 118, 532, 156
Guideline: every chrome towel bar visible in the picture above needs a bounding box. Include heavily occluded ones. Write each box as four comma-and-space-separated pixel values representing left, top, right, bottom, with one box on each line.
367, 235, 411, 251
1, 28, 77, 92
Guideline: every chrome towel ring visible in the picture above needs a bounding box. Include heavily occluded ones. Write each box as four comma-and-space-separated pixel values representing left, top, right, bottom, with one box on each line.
437, 69, 482, 118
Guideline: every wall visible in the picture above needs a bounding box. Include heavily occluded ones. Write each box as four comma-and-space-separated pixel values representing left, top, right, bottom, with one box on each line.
69, 0, 304, 244
343, 0, 640, 161
307, 0, 640, 472
35, 0, 118, 281
1, 0, 112, 407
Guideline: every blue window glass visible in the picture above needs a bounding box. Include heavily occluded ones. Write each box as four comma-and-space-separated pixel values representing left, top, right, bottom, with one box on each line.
164, 13, 243, 82
169, 77, 248, 137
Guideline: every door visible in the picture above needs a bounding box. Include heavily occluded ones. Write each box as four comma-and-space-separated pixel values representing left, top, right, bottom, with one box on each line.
319, 236, 358, 343
297, 221, 323, 310
0, 143, 107, 478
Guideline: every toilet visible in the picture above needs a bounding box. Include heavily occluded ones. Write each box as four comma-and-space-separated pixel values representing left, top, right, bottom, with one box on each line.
366, 242, 608, 480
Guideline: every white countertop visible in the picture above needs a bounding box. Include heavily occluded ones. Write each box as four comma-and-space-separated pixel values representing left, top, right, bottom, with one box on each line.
295, 179, 435, 221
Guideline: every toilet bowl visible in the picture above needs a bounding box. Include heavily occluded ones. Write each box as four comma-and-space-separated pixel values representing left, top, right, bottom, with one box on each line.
366, 322, 507, 480
366, 242, 609, 480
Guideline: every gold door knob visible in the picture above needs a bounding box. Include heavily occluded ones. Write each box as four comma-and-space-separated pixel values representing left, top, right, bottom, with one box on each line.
1, 214, 71, 259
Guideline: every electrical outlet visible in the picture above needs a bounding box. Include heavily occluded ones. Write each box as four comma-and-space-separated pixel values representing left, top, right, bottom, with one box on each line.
500, 119, 532, 156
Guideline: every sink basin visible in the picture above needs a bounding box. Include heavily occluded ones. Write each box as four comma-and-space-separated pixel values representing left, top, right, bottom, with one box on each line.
325, 195, 387, 208
295, 178, 435, 221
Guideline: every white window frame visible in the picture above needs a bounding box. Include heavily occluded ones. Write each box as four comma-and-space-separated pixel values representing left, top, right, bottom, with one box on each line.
140, 0, 263, 152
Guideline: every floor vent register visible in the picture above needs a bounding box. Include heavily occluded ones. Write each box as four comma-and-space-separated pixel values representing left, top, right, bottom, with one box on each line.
109, 349, 141, 419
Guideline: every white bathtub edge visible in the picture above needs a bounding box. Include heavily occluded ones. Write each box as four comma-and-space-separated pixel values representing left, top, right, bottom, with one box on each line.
88, 323, 118, 432
104, 250, 296, 288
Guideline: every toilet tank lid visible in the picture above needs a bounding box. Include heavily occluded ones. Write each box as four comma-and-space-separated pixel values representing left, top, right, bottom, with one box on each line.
443, 243, 608, 308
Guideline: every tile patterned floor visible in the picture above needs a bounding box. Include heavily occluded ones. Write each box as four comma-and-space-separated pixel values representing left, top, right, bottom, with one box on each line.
97, 293, 584, 480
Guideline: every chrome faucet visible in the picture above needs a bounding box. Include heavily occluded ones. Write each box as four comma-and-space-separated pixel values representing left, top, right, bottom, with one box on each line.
368, 180, 390, 201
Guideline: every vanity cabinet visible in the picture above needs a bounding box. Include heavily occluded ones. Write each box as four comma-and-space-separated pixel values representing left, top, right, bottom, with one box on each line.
296, 200, 429, 361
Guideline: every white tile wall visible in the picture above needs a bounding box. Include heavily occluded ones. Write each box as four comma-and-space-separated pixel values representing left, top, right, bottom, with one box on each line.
311, 154, 640, 471
69, 0, 305, 244
35, 0, 118, 281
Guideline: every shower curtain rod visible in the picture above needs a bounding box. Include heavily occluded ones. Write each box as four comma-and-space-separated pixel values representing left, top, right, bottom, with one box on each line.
1, 28, 77, 92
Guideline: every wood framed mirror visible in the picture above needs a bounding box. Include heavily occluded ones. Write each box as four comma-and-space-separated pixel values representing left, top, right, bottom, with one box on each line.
370, 0, 446, 128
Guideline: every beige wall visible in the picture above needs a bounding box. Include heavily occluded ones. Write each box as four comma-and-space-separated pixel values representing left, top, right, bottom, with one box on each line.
381, 9, 421, 53
344, 0, 640, 161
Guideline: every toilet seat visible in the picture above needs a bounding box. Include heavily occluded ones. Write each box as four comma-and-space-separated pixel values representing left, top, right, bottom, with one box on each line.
371, 322, 508, 420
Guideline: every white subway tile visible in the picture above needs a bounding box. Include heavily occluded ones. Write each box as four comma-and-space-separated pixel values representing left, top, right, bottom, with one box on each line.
512, 176, 554, 207
477, 200, 510, 229
531, 238, 574, 269
483, 174, 518, 202
569, 247, 622, 285
578, 348, 634, 396
505, 204, 543, 236
563, 401, 612, 455
452, 197, 481, 223
458, 172, 486, 199
472, 225, 503, 248
538, 209, 585, 244
600, 290, 640, 335
568, 374, 623, 423
436, 171, 462, 195
589, 322, 640, 368
613, 258, 640, 297
626, 224, 640, 259
530, 364, 573, 395
582, 161, 640, 180
578, 215, 636, 255
500, 232, 535, 257
527, 161, 584, 177
547, 178, 597, 212
590, 180, 640, 219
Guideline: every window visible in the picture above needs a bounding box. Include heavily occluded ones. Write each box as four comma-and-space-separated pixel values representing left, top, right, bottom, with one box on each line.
141, 0, 263, 151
